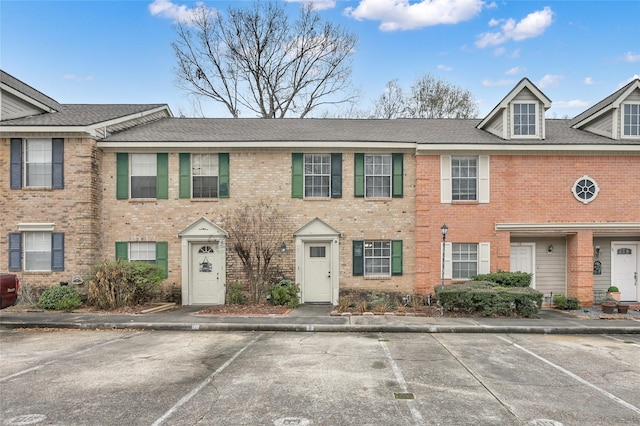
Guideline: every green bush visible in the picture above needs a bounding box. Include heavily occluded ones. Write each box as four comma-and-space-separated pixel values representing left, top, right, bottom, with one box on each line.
553, 294, 580, 310
471, 272, 532, 287
228, 283, 246, 305
268, 280, 300, 308
435, 281, 542, 317
38, 286, 83, 311
88, 260, 164, 310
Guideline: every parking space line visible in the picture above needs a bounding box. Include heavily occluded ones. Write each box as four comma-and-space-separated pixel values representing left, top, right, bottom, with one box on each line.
378, 336, 425, 426
151, 333, 264, 426
497, 336, 640, 415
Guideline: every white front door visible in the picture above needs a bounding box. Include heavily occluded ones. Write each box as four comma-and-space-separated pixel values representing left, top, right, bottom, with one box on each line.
510, 243, 535, 288
191, 242, 225, 304
612, 243, 638, 302
303, 242, 332, 303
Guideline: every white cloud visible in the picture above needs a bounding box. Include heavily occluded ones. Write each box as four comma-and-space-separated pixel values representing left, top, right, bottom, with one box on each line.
475, 7, 554, 48
437, 64, 453, 71
623, 52, 640, 63
344, 0, 484, 31
148, 0, 205, 23
492, 47, 506, 56
286, 0, 336, 11
481, 78, 514, 87
505, 66, 525, 75
583, 77, 595, 85
538, 74, 563, 88
554, 100, 590, 109
63, 74, 93, 81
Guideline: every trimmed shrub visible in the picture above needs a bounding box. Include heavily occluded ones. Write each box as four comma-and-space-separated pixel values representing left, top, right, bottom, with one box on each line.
553, 294, 580, 310
228, 283, 246, 305
268, 280, 300, 308
38, 286, 83, 311
471, 272, 532, 287
436, 281, 542, 317
88, 260, 164, 310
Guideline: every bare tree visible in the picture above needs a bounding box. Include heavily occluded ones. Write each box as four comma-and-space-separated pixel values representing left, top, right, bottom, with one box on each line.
222, 201, 289, 303
172, 1, 358, 118
369, 74, 479, 119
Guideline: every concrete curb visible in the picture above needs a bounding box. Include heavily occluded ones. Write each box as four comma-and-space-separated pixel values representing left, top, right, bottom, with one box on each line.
2, 320, 640, 334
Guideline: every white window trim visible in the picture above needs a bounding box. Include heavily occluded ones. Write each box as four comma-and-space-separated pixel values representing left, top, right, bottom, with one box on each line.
572, 175, 600, 204
24, 138, 53, 188
442, 242, 490, 280
364, 240, 392, 277
365, 154, 392, 199
18, 223, 55, 232
130, 153, 157, 199
511, 102, 539, 139
304, 153, 331, 198
191, 153, 219, 199
440, 155, 489, 204
621, 102, 640, 139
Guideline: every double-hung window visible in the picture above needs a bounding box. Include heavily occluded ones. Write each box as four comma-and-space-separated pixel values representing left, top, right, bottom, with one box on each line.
305, 154, 331, 197
452, 157, 477, 201
513, 103, 536, 136
623, 103, 640, 137
116, 153, 168, 199
131, 154, 157, 198
291, 153, 341, 198
115, 241, 168, 277
10, 138, 64, 190
179, 153, 229, 199
354, 153, 403, 198
452, 243, 478, 279
352, 240, 403, 277
8, 228, 64, 272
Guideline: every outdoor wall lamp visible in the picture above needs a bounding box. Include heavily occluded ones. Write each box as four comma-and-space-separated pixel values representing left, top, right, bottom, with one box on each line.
280, 242, 287, 253
441, 224, 448, 288
547, 244, 553, 253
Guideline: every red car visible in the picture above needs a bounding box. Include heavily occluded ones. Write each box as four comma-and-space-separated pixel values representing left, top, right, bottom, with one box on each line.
0, 273, 20, 309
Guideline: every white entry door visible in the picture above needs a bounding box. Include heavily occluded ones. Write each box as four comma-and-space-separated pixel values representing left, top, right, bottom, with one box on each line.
191, 243, 224, 304
304, 242, 332, 303
510, 243, 535, 288
612, 243, 638, 302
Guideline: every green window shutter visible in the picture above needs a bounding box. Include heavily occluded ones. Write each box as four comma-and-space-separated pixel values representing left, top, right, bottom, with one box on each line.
156, 242, 168, 279
291, 153, 303, 198
218, 153, 230, 198
391, 240, 403, 276
8, 232, 22, 271
10, 139, 23, 189
116, 153, 129, 199
353, 240, 364, 276
392, 153, 403, 198
156, 153, 168, 199
354, 153, 364, 197
330, 153, 342, 198
52, 138, 64, 189
51, 233, 65, 271
179, 153, 191, 198
115, 242, 128, 261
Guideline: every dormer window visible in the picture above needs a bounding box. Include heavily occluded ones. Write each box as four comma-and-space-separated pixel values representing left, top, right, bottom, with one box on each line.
623, 103, 640, 137
513, 103, 537, 137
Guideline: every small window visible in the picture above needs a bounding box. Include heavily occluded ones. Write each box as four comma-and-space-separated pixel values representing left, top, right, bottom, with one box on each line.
129, 242, 156, 264
304, 154, 331, 197
131, 154, 157, 198
198, 246, 215, 254
192, 154, 219, 198
25, 139, 52, 187
623, 103, 640, 136
572, 175, 599, 204
452, 157, 477, 201
452, 243, 478, 279
365, 154, 391, 198
513, 103, 536, 136
24, 232, 52, 271
309, 246, 326, 258
364, 240, 391, 276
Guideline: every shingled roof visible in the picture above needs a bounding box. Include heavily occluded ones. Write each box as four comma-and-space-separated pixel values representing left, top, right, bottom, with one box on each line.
0, 69, 61, 112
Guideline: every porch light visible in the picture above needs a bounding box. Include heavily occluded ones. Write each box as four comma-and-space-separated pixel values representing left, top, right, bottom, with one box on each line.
280, 242, 287, 253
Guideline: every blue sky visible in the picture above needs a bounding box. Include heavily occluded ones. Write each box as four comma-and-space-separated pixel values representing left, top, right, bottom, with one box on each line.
1, 0, 638, 118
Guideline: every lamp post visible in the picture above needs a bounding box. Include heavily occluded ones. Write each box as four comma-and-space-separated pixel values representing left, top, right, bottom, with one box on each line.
441, 224, 448, 288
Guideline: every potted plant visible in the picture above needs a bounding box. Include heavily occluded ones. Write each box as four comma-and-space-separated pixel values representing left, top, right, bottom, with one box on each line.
601, 297, 617, 314
606, 286, 621, 302
617, 303, 629, 314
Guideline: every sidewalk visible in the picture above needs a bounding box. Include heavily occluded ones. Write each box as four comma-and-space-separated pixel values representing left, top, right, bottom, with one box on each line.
2, 304, 640, 334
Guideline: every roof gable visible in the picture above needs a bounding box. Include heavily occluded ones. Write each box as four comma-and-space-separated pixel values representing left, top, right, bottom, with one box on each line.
294, 218, 341, 237
178, 217, 227, 238
1, 70, 61, 118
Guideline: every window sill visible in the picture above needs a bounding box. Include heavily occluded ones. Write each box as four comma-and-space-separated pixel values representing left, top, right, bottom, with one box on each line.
363, 197, 392, 202
22, 187, 53, 191
451, 200, 479, 205
364, 275, 391, 280
189, 198, 219, 202
302, 197, 331, 201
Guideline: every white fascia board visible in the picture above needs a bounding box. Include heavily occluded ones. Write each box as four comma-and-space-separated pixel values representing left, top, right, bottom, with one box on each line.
86, 105, 172, 132
416, 144, 640, 153
0, 125, 93, 135
97, 141, 417, 150
496, 223, 640, 231
1, 84, 57, 112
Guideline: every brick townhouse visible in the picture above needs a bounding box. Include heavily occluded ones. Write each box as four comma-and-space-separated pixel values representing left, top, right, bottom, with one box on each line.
1, 70, 639, 306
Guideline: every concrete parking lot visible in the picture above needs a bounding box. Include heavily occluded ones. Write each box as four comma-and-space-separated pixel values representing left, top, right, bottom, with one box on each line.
1, 329, 639, 425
